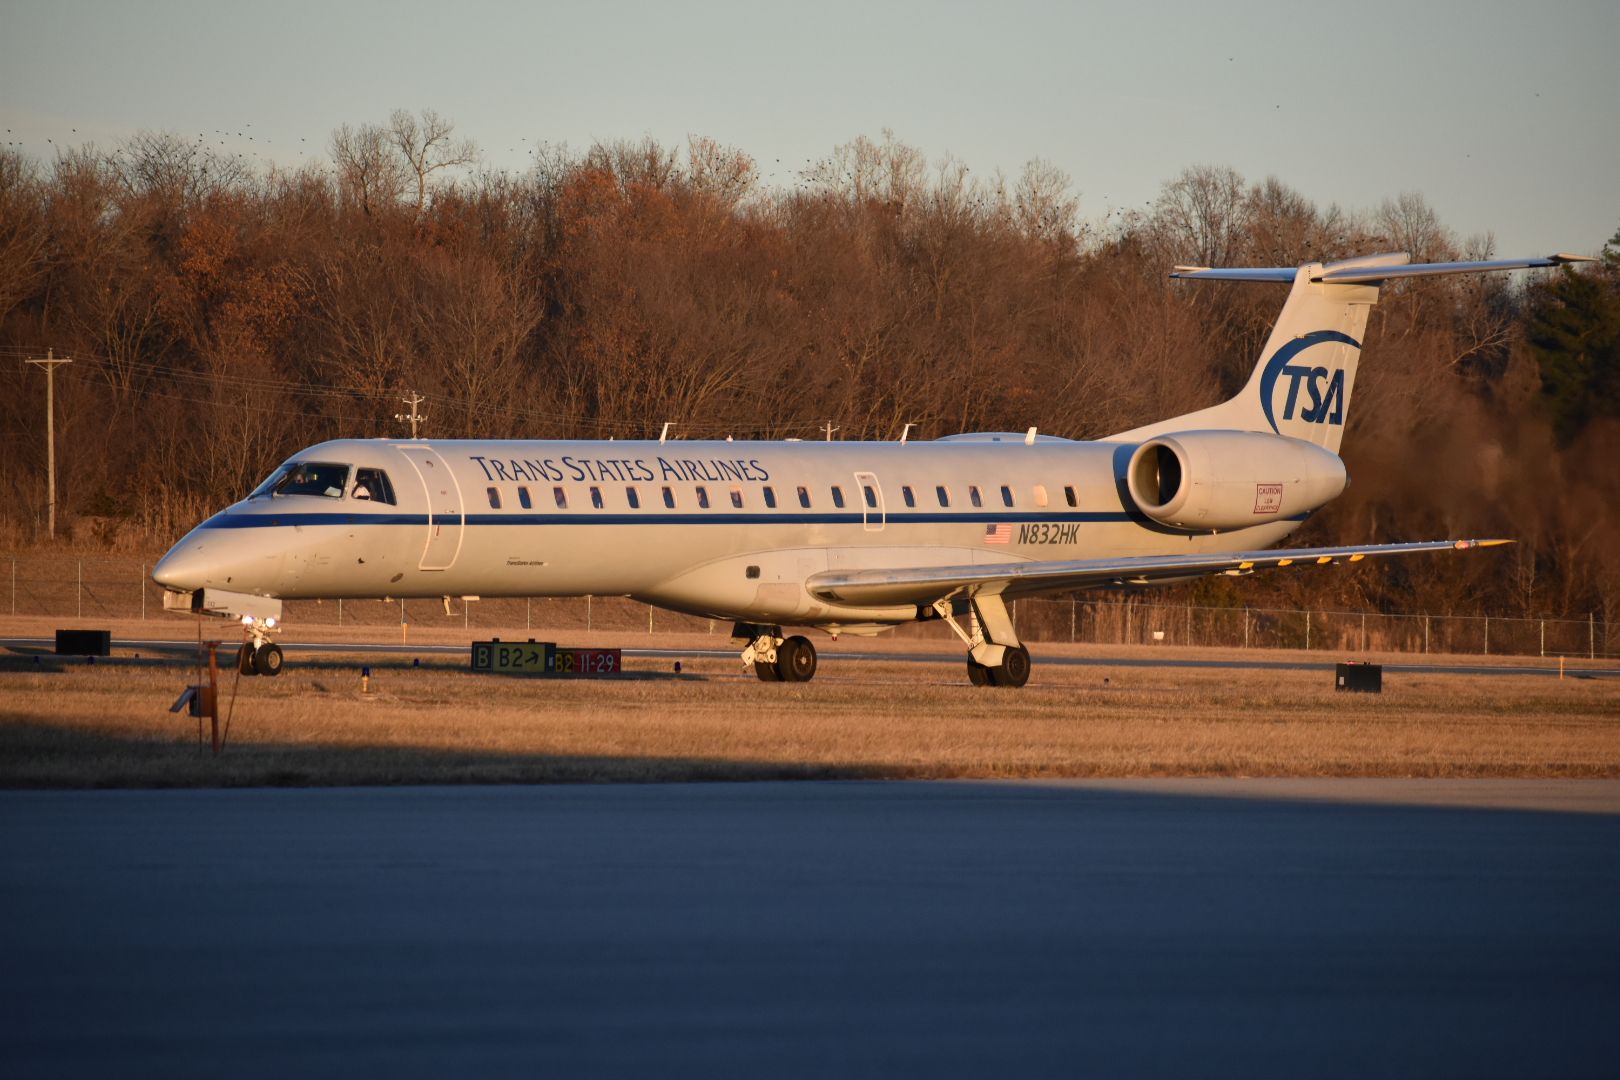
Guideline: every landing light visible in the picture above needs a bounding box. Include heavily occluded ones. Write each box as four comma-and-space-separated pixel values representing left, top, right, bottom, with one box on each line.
265, 617, 277, 629
241, 615, 255, 626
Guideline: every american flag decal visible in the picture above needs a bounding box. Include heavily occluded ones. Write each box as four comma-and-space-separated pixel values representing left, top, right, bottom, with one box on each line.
983, 523, 1013, 544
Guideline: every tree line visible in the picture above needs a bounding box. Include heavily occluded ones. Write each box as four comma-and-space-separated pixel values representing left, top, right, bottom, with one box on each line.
1, 112, 1615, 625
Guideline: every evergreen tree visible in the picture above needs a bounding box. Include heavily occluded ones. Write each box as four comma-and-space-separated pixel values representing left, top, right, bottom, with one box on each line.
1527, 227, 1620, 444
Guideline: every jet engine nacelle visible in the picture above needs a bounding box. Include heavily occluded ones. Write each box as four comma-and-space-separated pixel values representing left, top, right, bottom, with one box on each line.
1126, 430, 1347, 531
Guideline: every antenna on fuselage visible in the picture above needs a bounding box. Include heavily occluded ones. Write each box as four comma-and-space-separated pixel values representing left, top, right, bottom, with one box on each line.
822, 422, 839, 441
900, 423, 913, 445
1024, 427, 1038, 446
659, 422, 673, 445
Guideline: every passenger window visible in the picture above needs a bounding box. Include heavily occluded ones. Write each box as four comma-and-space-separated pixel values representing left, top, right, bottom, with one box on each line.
553, 486, 568, 509
1033, 484, 1049, 508
902, 485, 915, 508
763, 486, 777, 509
936, 485, 950, 507
831, 486, 845, 509
1064, 485, 1078, 508
863, 485, 878, 509
590, 486, 604, 509
730, 487, 744, 509
1000, 485, 1014, 507
352, 467, 396, 505
518, 486, 532, 510
487, 487, 501, 509
662, 486, 676, 509
626, 487, 640, 509
969, 486, 983, 508
797, 486, 812, 508
696, 486, 710, 509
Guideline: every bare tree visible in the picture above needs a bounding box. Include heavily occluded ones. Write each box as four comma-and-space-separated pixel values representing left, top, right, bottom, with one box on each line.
1152, 164, 1252, 267
388, 108, 477, 217
0, 148, 48, 324
330, 122, 408, 216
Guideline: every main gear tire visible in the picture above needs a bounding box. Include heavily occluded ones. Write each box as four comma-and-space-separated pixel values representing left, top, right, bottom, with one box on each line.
778, 635, 818, 683
252, 642, 285, 677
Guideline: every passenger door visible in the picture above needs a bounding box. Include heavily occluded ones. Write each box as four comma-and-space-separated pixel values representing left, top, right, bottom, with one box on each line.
396, 445, 464, 570
853, 471, 885, 532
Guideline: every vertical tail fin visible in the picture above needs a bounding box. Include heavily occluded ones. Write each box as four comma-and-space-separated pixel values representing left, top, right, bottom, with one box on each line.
1108, 251, 1592, 453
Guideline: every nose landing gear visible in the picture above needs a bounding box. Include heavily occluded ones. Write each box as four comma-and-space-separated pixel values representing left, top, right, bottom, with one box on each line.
237, 617, 285, 677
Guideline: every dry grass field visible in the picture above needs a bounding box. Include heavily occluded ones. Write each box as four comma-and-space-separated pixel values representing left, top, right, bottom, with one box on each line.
2, 614, 1616, 787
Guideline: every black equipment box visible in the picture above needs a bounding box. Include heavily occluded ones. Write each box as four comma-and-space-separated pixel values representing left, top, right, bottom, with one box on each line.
1335, 662, 1382, 693
55, 629, 111, 656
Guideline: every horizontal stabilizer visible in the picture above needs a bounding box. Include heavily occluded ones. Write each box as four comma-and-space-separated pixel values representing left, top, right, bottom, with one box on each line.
807, 539, 1511, 607
1171, 253, 1592, 284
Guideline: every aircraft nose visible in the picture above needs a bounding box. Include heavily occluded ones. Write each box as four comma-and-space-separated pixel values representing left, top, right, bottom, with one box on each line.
152, 535, 219, 592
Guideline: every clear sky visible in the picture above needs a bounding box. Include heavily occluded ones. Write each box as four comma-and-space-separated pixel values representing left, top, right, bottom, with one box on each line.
2, 0, 1615, 258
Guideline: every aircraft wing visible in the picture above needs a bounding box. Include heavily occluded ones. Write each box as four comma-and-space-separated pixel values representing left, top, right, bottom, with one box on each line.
805, 539, 1510, 607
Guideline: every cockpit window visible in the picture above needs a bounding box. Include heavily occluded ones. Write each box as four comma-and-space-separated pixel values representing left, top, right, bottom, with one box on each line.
248, 465, 290, 499
352, 468, 396, 505
272, 462, 351, 499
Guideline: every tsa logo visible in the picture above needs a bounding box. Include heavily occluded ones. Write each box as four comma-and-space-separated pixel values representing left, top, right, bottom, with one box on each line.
1258, 330, 1361, 433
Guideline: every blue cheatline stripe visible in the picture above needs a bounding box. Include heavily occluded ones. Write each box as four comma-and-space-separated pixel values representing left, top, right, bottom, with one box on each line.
202, 509, 1310, 529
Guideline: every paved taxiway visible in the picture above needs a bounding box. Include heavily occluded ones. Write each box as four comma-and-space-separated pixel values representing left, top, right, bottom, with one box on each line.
3, 780, 1617, 1077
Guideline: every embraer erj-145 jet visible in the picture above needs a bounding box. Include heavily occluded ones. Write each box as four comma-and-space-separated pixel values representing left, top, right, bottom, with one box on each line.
153, 251, 1589, 685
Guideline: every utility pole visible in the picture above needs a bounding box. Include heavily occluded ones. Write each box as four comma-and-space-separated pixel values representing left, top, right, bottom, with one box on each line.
25, 349, 72, 541
395, 391, 426, 439
822, 421, 839, 442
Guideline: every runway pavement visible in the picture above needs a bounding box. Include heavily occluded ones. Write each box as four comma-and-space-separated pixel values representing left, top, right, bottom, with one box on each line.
3, 635, 1615, 678
3, 780, 1617, 1077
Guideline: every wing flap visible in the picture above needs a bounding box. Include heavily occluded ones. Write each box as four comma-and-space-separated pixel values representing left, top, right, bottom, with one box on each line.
806, 540, 1510, 607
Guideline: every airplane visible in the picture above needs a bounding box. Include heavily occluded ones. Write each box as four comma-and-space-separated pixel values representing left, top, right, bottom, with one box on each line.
152, 250, 1591, 685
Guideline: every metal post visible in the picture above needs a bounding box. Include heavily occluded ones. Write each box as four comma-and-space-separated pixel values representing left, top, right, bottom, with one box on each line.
77, 559, 82, 619
207, 643, 221, 756
11, 557, 16, 616
1361, 612, 1366, 653
1243, 608, 1249, 649
1484, 616, 1489, 656
1186, 604, 1192, 646
587, 594, 593, 632
1592, 612, 1597, 660
1540, 620, 1545, 658
338, 598, 343, 626
1304, 611, 1311, 651
141, 563, 146, 620
1069, 599, 1076, 643
1424, 615, 1430, 654
526, 597, 531, 631
648, 605, 654, 633
464, 600, 469, 631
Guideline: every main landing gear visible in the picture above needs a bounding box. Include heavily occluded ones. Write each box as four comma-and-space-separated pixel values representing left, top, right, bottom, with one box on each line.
736, 623, 818, 683
236, 616, 285, 677
933, 592, 1032, 688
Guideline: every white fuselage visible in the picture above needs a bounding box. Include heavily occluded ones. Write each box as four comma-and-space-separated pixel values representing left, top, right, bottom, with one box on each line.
153, 436, 1302, 630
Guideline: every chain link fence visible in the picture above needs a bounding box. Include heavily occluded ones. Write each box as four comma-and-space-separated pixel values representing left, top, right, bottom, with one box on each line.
3, 553, 1613, 659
